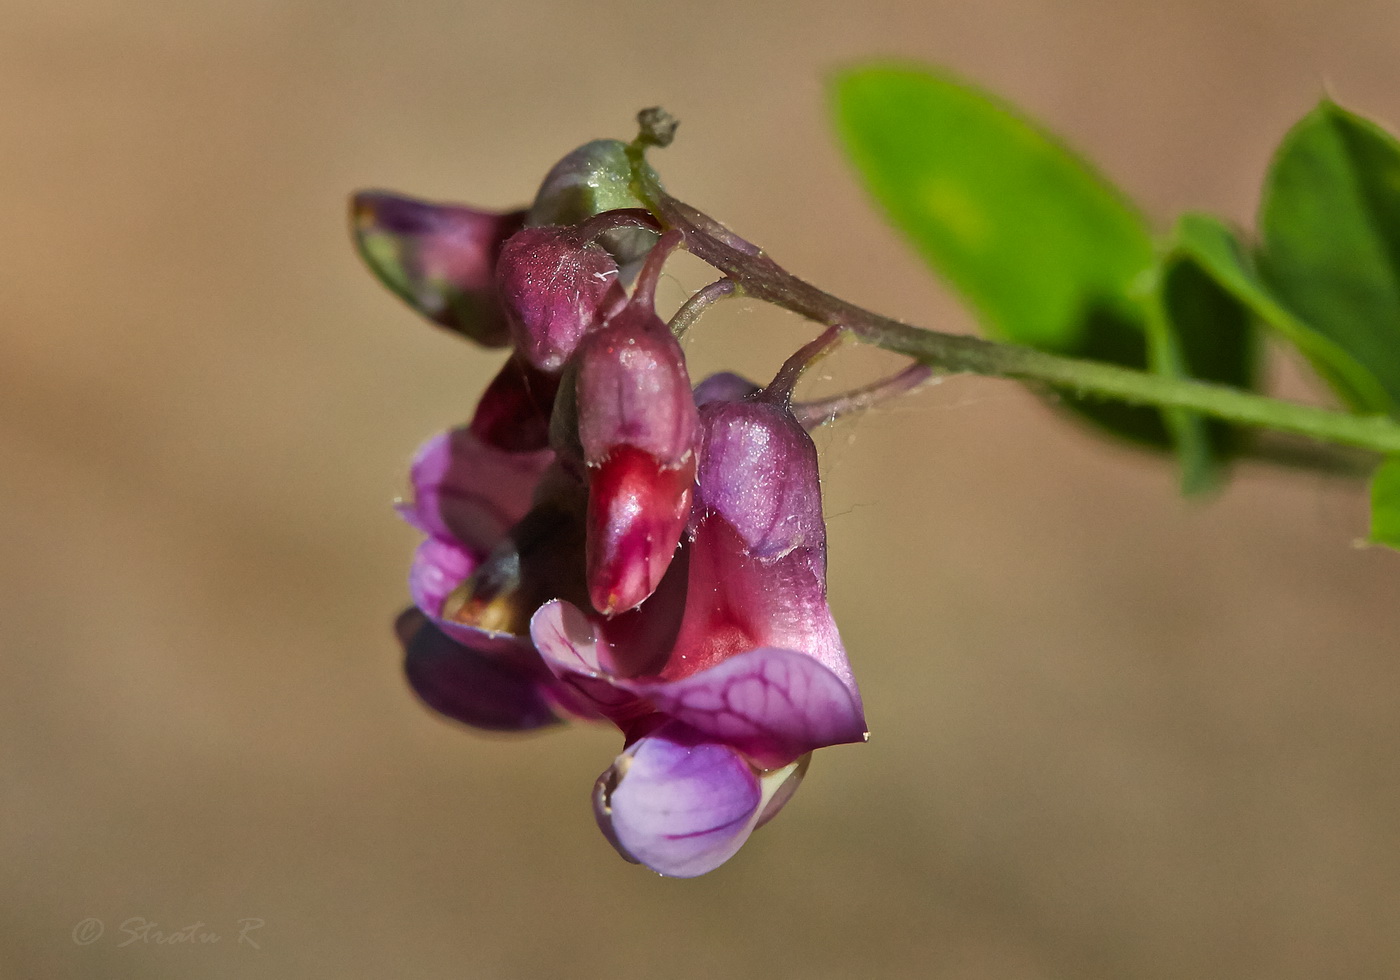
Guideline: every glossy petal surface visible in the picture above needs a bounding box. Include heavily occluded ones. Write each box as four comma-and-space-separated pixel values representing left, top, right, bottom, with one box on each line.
631, 647, 866, 768
586, 445, 695, 615
574, 310, 699, 467
595, 721, 761, 878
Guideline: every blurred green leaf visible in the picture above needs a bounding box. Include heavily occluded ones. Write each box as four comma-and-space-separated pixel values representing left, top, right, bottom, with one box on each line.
1369, 457, 1400, 549
831, 64, 1154, 353
1172, 213, 1391, 415
1260, 101, 1400, 410
830, 64, 1254, 490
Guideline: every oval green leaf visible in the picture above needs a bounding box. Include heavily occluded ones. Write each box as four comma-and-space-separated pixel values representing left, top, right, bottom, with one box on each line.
1260, 101, 1400, 411
1369, 457, 1400, 549
830, 64, 1255, 490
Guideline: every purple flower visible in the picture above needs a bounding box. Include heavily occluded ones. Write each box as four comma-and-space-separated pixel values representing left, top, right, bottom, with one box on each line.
396, 357, 599, 730
357, 140, 873, 876
528, 378, 866, 876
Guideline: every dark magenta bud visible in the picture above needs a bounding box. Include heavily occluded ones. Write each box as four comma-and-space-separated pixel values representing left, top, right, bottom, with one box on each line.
351, 191, 523, 347
496, 227, 625, 373
572, 300, 699, 615
574, 307, 698, 468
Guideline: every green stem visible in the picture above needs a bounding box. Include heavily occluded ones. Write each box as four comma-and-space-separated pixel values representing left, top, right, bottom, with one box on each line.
625, 136, 1400, 458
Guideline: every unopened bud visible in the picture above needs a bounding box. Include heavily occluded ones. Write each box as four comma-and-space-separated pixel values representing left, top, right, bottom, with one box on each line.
573, 305, 699, 614
496, 227, 624, 373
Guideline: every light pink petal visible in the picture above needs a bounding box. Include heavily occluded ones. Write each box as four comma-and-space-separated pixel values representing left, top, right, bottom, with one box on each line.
529, 600, 644, 717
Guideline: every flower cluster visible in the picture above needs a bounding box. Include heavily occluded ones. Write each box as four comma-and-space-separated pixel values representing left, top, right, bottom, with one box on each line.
354, 136, 871, 877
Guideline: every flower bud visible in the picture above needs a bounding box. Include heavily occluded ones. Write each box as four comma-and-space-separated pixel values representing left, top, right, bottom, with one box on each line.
575, 307, 698, 467
586, 445, 695, 619
573, 306, 699, 615
351, 191, 523, 347
496, 227, 624, 373
526, 139, 659, 270
697, 399, 826, 559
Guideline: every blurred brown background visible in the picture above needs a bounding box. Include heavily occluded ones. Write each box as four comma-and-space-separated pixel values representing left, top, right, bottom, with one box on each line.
5, 0, 1400, 977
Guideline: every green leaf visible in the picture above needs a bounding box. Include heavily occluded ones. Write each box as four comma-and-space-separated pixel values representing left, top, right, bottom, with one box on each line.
831, 64, 1154, 353
1172, 213, 1391, 415
1369, 457, 1400, 549
830, 64, 1254, 490
1260, 101, 1400, 411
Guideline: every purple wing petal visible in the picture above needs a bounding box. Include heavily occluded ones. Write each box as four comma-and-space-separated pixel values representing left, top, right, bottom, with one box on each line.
628, 647, 868, 768
402, 427, 554, 555
396, 608, 559, 732
594, 721, 762, 878
351, 192, 523, 347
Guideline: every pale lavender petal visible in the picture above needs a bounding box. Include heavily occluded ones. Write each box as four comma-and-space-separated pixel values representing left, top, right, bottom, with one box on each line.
594, 721, 762, 878
628, 647, 867, 769
396, 608, 559, 732
529, 598, 606, 675
402, 427, 554, 555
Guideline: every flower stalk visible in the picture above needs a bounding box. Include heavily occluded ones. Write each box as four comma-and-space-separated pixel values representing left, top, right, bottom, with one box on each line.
624, 113, 1400, 459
